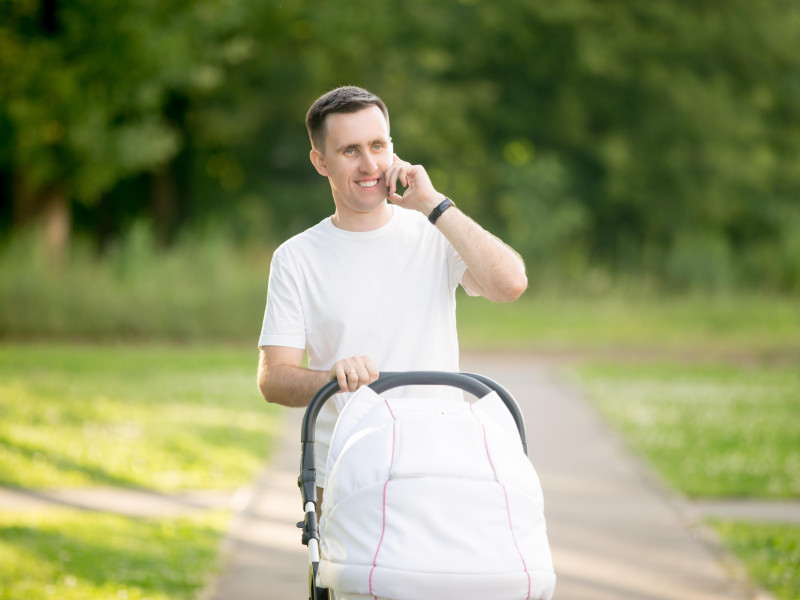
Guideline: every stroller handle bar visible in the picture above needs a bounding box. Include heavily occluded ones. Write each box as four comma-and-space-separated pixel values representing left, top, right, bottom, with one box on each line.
299, 371, 528, 507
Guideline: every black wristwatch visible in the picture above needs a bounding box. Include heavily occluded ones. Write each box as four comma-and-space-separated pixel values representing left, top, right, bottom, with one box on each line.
428, 197, 455, 225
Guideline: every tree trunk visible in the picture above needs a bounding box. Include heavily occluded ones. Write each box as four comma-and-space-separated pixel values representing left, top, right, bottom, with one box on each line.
150, 167, 178, 245
40, 189, 71, 267
13, 175, 71, 267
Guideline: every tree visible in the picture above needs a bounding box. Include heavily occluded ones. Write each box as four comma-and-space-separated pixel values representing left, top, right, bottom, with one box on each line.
0, 0, 254, 255
3, 0, 798, 290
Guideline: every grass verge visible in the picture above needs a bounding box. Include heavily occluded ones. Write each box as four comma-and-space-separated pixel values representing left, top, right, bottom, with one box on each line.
711, 521, 800, 600
0, 343, 282, 490
574, 362, 800, 499
574, 360, 800, 600
0, 343, 277, 600
0, 509, 229, 600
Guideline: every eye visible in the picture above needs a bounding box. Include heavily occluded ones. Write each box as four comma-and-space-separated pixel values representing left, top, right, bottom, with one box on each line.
343, 148, 357, 156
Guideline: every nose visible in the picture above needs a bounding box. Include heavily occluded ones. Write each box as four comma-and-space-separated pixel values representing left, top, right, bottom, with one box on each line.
359, 152, 378, 173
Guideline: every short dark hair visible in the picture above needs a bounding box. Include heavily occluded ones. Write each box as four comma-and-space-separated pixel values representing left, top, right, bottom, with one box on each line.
305, 86, 389, 151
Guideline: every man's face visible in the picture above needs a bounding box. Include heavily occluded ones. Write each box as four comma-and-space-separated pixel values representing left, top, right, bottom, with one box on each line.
310, 105, 393, 220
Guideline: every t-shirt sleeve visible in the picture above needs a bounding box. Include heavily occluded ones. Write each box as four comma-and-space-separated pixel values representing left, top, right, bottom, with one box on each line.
258, 249, 307, 349
445, 239, 469, 292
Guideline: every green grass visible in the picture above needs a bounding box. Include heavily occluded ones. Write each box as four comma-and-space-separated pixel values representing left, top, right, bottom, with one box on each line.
2, 226, 799, 600
574, 362, 800, 499
574, 361, 800, 600
0, 509, 229, 600
711, 521, 800, 600
0, 344, 273, 599
457, 290, 800, 356
0, 344, 282, 490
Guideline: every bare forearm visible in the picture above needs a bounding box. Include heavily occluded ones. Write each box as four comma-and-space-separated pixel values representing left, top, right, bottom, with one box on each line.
257, 347, 379, 407
258, 361, 330, 408
436, 207, 527, 302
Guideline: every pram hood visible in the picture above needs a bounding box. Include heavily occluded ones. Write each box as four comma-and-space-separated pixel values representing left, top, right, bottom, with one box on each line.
318, 385, 556, 600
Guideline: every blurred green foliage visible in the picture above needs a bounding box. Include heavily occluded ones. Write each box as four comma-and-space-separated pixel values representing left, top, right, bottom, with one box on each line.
3, 218, 799, 343
2, 0, 799, 291
0, 225, 268, 340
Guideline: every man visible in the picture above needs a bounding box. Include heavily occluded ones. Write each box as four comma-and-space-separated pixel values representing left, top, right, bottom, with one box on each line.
257, 85, 526, 491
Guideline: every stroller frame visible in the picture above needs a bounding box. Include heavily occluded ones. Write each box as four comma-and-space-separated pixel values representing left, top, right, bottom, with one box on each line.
297, 371, 529, 600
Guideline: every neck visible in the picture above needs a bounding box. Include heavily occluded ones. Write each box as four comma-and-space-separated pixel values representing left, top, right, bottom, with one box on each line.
331, 202, 393, 232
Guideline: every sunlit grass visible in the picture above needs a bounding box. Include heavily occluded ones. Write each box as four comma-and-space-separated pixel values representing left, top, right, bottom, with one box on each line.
0, 344, 282, 490
711, 521, 800, 600
574, 362, 800, 499
0, 509, 229, 600
574, 362, 800, 600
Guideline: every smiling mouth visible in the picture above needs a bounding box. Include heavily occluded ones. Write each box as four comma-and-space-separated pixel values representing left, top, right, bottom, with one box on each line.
357, 179, 380, 188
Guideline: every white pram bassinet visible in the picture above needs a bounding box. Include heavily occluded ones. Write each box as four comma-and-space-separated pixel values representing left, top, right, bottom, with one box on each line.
298, 372, 556, 600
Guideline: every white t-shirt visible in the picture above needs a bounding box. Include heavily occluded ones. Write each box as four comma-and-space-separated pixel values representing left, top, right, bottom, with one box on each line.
259, 204, 467, 486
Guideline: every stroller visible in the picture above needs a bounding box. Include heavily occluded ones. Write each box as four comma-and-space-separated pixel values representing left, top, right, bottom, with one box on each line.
298, 371, 556, 600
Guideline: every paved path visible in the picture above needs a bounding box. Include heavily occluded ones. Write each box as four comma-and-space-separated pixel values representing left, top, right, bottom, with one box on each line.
199, 407, 310, 600
2, 355, 792, 599
200, 355, 778, 600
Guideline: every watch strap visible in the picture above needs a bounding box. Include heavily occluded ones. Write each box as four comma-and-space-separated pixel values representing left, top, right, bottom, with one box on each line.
428, 197, 455, 225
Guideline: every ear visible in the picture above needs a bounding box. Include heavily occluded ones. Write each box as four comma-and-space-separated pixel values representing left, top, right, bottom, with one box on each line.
310, 148, 329, 177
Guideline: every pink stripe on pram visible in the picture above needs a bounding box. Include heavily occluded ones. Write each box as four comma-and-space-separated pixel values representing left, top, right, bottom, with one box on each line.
471, 403, 532, 600
369, 398, 397, 598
